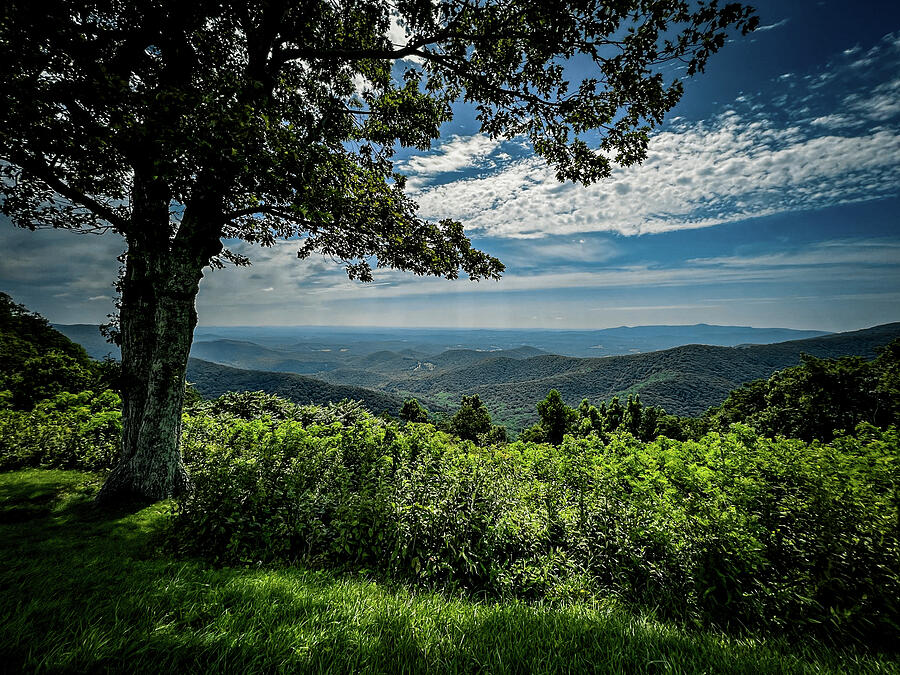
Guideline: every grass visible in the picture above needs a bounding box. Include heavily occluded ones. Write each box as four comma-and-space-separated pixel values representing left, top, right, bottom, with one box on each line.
1, 470, 897, 674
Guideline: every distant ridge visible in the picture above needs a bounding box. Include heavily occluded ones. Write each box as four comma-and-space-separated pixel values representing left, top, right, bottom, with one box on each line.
394, 322, 900, 429
53, 321, 899, 434
185, 358, 408, 415
55, 322, 833, 361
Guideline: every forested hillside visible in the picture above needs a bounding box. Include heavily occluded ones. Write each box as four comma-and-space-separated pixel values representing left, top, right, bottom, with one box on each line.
0, 294, 116, 410
53, 317, 900, 434
348, 322, 900, 432
185, 359, 408, 415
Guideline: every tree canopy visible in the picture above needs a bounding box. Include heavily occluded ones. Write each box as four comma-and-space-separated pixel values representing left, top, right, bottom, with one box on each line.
707, 342, 900, 441
399, 398, 429, 423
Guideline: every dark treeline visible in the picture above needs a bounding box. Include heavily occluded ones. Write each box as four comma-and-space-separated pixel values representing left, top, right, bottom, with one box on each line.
0, 292, 118, 410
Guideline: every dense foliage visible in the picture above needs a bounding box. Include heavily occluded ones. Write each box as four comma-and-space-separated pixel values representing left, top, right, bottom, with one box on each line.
6, 471, 894, 674
447, 394, 507, 445
399, 398, 429, 424
171, 412, 898, 644
0, 292, 117, 409
0, 389, 121, 471
707, 341, 900, 441
186, 358, 410, 416
185, 389, 375, 428
521, 390, 694, 444
2, 297, 899, 648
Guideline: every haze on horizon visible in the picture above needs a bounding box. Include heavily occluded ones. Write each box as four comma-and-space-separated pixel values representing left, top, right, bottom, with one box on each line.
2, 0, 899, 334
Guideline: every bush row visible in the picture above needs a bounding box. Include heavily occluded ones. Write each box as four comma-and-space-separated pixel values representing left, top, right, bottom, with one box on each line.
2, 387, 897, 644
172, 411, 899, 644
0, 389, 121, 471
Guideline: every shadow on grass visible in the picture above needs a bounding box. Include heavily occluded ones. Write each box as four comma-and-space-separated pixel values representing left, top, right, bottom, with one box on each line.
0, 469, 894, 674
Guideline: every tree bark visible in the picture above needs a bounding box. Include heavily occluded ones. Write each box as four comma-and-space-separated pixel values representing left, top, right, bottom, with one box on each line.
97, 178, 221, 503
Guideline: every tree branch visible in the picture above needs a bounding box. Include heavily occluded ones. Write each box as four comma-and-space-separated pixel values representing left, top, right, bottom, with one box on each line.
221, 204, 302, 222
9, 152, 129, 231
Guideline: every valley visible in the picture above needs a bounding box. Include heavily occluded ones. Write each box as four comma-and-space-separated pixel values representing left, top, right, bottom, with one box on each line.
56, 321, 900, 435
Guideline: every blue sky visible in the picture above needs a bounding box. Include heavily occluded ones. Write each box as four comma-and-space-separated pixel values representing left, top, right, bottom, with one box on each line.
2, 0, 899, 331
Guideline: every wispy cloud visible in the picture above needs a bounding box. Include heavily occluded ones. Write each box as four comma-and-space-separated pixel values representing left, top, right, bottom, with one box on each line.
401, 32, 900, 239
687, 239, 900, 269
197, 236, 899, 303
397, 134, 505, 189
590, 304, 721, 312
755, 18, 790, 32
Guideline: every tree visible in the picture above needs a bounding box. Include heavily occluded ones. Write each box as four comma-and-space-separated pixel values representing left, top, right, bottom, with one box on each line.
0, 1, 757, 500
399, 398, 428, 423
623, 394, 643, 436
479, 424, 508, 446
536, 389, 578, 445
704, 342, 900, 441
451, 394, 493, 442
604, 396, 625, 433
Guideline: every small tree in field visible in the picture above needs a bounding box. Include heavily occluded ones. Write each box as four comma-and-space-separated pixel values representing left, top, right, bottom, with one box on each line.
0, 0, 757, 500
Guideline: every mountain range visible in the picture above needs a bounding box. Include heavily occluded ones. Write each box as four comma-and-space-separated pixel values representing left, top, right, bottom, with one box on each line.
55, 322, 900, 435
55, 323, 830, 364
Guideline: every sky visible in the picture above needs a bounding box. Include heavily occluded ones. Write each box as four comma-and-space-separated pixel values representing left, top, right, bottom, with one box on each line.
2, 0, 899, 332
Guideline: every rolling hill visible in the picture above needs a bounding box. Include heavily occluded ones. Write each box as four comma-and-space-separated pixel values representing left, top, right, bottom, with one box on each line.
306, 322, 895, 433
396, 322, 900, 432
52, 321, 899, 435
185, 359, 409, 415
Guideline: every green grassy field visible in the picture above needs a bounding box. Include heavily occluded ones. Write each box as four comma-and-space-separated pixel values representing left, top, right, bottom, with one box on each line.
1, 470, 896, 674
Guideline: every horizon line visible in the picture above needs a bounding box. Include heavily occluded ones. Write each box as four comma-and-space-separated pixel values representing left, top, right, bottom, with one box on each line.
52, 321, 844, 333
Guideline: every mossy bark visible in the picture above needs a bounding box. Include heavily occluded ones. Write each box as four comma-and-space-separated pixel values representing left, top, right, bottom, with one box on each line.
98, 178, 221, 503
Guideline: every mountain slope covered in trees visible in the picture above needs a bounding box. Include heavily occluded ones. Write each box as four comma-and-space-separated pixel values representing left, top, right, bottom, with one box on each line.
381, 323, 900, 431
185, 358, 409, 415
53, 318, 900, 433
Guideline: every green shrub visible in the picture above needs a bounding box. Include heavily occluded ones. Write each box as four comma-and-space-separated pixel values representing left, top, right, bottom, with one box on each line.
0, 389, 121, 471
707, 341, 900, 441
172, 410, 899, 645
185, 390, 373, 427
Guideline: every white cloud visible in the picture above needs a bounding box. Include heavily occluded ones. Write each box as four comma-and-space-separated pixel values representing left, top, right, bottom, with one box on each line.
203, 237, 898, 305
385, 9, 424, 64
409, 124, 900, 238
687, 239, 900, 269
590, 304, 721, 311
846, 76, 900, 121
756, 18, 790, 32
808, 114, 863, 129
398, 134, 501, 188
398, 31, 900, 240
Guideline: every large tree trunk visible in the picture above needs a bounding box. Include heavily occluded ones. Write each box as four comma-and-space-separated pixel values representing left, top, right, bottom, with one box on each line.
97, 178, 221, 503
97, 247, 203, 502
